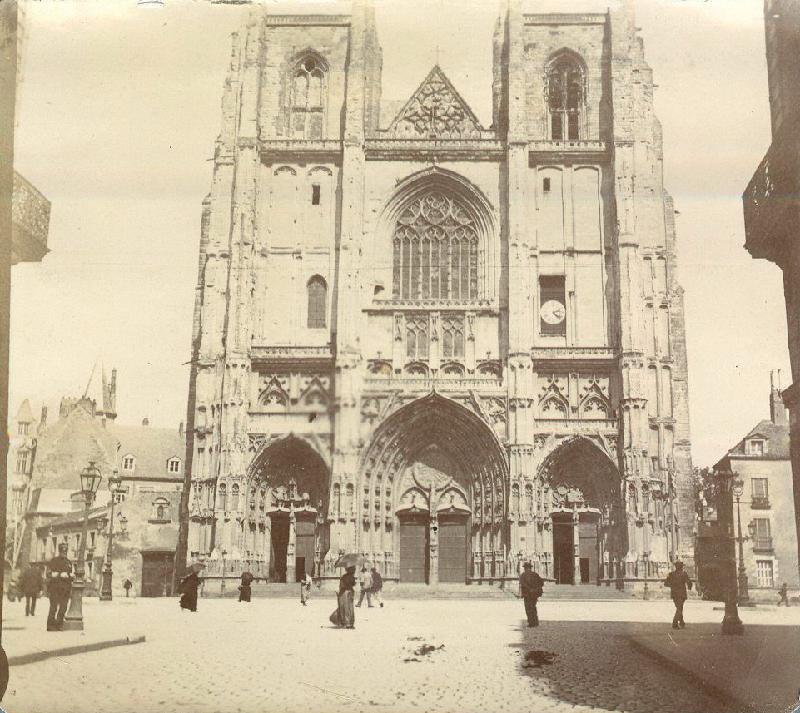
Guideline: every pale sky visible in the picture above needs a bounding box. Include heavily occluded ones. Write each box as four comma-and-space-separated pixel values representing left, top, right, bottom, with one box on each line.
10, 0, 790, 468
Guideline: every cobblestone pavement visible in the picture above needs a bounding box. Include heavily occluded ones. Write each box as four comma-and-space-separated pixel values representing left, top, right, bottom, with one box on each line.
6, 596, 790, 713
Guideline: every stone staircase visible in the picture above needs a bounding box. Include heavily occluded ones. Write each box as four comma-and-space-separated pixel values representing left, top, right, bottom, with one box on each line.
205, 580, 640, 600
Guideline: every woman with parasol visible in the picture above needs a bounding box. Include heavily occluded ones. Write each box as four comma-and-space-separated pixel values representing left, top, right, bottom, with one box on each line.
179, 561, 204, 612
329, 553, 362, 628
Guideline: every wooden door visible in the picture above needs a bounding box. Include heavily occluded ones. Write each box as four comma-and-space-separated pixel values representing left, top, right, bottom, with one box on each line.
141, 553, 174, 597
295, 518, 315, 580
399, 520, 428, 583
553, 520, 574, 584
270, 516, 289, 582
579, 519, 598, 584
437, 519, 467, 583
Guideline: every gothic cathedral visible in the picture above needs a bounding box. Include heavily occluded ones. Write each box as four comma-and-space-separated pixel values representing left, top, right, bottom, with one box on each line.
181, 1, 694, 589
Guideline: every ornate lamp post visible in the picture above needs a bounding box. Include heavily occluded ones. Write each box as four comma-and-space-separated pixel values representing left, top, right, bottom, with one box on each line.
719, 465, 744, 635
63, 461, 102, 630
731, 478, 752, 606
642, 551, 650, 601
220, 548, 227, 596
100, 472, 128, 601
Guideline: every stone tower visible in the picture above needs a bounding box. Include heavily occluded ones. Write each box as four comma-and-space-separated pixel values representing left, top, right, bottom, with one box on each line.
178, 0, 694, 590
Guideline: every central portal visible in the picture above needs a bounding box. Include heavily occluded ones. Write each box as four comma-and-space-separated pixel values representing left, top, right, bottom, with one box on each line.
552, 514, 574, 584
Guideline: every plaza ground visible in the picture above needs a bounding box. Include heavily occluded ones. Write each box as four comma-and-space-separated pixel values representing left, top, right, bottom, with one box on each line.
3, 593, 800, 713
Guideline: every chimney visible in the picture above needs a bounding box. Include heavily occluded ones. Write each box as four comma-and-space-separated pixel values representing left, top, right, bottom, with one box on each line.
770, 369, 789, 426
142, 417, 149, 427
39, 405, 47, 430
178, 422, 184, 439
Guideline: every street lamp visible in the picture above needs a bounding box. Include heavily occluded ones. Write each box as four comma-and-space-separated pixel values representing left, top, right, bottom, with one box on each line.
220, 548, 227, 597
719, 465, 743, 635
100, 471, 128, 601
63, 461, 103, 630
732, 478, 752, 607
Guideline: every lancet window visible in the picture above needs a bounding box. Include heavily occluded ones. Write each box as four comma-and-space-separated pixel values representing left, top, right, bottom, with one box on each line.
290, 55, 325, 139
547, 55, 585, 141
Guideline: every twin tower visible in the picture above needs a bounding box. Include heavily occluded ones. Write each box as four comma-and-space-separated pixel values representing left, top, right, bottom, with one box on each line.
179, 1, 694, 590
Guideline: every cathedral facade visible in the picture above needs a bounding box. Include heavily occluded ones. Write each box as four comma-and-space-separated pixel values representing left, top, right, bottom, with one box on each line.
180, 1, 695, 588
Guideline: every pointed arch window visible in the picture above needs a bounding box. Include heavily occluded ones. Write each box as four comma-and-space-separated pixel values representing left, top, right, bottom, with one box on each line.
307, 275, 327, 329
392, 191, 479, 301
547, 55, 585, 141
217, 482, 227, 511
290, 54, 326, 140
230, 483, 240, 511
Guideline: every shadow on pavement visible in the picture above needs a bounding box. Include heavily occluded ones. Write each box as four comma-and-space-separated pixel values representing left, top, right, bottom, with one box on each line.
509, 620, 742, 713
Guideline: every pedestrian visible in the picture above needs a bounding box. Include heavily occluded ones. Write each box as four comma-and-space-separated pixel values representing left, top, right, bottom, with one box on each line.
179, 562, 203, 612
20, 562, 43, 617
778, 582, 791, 607
46, 543, 73, 631
519, 561, 544, 627
664, 560, 693, 629
123, 578, 133, 598
238, 570, 254, 603
356, 565, 373, 608
300, 572, 312, 605
370, 566, 384, 608
329, 565, 356, 629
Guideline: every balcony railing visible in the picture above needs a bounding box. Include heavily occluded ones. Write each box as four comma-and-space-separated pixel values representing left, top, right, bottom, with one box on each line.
750, 497, 771, 510
752, 536, 774, 552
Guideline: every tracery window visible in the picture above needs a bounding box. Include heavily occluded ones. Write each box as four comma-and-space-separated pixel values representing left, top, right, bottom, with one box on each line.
547, 55, 584, 141
392, 191, 479, 301
307, 275, 327, 329
290, 55, 325, 140
230, 483, 240, 511
217, 482, 227, 511
441, 314, 465, 358
406, 315, 429, 360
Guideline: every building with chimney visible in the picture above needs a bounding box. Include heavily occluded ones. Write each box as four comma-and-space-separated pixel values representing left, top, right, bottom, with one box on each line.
7, 370, 186, 597
181, 0, 694, 590
710, 373, 798, 595
743, 0, 800, 586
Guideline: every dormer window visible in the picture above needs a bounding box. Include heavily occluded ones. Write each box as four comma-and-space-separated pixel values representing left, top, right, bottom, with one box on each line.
167, 457, 181, 474
746, 439, 766, 456
122, 455, 136, 471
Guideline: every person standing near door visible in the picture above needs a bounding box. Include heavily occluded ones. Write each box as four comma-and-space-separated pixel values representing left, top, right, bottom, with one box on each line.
46, 543, 73, 631
519, 562, 544, 627
21, 563, 43, 617
664, 560, 692, 629
238, 570, 254, 603
356, 565, 373, 608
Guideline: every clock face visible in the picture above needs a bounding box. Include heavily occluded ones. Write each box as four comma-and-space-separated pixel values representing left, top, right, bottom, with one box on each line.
540, 299, 566, 325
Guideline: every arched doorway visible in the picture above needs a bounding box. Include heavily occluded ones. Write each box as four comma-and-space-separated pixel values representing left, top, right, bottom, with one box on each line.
358, 393, 508, 584
539, 437, 621, 585
246, 437, 329, 583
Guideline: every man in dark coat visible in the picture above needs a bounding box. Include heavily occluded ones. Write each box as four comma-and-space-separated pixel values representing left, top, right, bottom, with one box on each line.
46, 543, 73, 631
664, 560, 693, 629
21, 563, 43, 617
238, 571, 254, 603
519, 562, 544, 627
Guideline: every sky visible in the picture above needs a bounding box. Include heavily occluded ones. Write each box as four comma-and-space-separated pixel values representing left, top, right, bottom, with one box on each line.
10, 0, 790, 468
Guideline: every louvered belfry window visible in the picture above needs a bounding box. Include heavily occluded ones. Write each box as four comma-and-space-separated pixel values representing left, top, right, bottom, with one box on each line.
547, 56, 584, 141
392, 191, 478, 301
307, 276, 327, 329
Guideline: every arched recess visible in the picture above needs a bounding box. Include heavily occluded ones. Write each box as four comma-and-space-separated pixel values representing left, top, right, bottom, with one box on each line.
357, 392, 509, 583
538, 436, 623, 585
544, 48, 588, 141
245, 436, 330, 583
371, 167, 499, 303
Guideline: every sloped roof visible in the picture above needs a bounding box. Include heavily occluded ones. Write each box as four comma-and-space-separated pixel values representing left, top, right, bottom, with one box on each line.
109, 424, 184, 481
16, 399, 34, 423
29, 402, 185, 490
724, 419, 790, 461
43, 504, 108, 529
28, 488, 76, 515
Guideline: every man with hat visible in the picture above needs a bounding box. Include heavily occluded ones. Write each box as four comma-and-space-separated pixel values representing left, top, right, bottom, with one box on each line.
664, 560, 693, 629
519, 561, 545, 628
45, 543, 73, 631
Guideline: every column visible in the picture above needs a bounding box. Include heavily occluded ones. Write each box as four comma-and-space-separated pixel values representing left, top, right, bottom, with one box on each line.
572, 510, 581, 585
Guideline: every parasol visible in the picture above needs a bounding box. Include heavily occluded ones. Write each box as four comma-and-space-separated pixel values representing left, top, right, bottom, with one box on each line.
334, 553, 367, 569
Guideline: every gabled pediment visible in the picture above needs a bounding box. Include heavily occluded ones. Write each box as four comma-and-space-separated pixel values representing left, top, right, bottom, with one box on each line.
387, 65, 483, 139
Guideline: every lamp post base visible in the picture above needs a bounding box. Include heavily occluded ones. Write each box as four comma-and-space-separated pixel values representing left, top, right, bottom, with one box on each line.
99, 563, 113, 601
62, 579, 85, 631
721, 598, 743, 635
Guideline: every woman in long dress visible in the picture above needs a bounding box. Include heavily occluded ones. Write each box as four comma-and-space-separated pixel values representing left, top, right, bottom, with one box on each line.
336, 565, 356, 628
